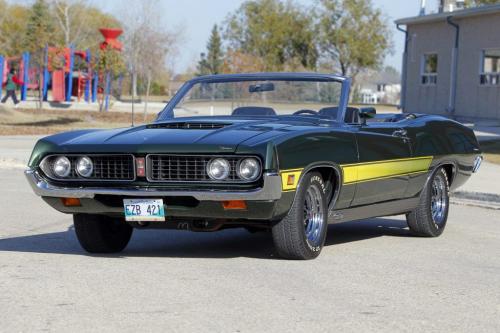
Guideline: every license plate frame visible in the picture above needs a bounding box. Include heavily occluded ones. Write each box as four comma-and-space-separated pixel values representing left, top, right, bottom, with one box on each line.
123, 198, 165, 222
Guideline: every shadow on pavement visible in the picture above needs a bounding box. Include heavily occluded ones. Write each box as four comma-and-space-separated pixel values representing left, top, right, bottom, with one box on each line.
9, 117, 79, 127
0, 217, 411, 259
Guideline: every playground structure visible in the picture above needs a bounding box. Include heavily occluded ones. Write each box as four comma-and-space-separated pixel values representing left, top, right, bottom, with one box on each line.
0, 28, 123, 110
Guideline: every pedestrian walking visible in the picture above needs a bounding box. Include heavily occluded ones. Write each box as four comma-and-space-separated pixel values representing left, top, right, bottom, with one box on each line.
1, 68, 23, 107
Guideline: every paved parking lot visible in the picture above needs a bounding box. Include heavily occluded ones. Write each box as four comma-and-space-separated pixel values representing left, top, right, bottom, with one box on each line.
1, 167, 499, 332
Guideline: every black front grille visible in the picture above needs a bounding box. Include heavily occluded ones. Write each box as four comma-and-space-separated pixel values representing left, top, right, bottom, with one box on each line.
46, 155, 135, 181
88, 155, 135, 180
147, 122, 229, 130
147, 155, 241, 182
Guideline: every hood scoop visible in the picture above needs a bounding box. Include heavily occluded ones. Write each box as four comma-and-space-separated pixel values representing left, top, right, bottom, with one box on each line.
147, 122, 231, 130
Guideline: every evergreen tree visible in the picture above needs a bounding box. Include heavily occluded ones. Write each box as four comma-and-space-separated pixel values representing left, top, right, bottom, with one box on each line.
197, 24, 223, 75
24, 0, 54, 56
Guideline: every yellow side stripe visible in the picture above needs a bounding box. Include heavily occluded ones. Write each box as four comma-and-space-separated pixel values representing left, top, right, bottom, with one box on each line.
340, 156, 433, 185
348, 170, 429, 184
279, 156, 433, 191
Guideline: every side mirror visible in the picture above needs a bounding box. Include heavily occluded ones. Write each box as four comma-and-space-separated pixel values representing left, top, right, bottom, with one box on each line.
359, 107, 376, 125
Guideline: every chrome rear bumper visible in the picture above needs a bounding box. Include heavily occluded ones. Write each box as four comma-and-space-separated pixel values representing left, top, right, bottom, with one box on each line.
24, 169, 283, 201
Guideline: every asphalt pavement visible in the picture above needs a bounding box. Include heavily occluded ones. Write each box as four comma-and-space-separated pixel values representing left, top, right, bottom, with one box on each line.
1, 167, 500, 332
1, 134, 500, 332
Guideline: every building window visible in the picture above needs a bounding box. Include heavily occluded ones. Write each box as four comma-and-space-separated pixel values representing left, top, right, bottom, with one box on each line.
421, 54, 438, 85
480, 49, 500, 85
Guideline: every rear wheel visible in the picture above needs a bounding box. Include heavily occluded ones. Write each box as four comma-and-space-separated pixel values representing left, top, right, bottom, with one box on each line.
406, 167, 450, 237
272, 172, 328, 260
73, 214, 133, 253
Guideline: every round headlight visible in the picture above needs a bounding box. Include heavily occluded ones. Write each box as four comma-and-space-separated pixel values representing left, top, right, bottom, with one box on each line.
52, 156, 71, 178
76, 156, 93, 178
207, 158, 230, 180
238, 158, 260, 181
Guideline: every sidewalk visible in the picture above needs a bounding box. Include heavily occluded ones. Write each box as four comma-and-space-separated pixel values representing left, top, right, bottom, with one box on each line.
467, 124, 500, 142
451, 160, 500, 209
14, 99, 166, 114
0, 135, 42, 169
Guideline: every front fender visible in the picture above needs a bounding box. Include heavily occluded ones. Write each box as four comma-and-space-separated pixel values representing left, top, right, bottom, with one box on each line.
27, 129, 102, 168
269, 130, 359, 219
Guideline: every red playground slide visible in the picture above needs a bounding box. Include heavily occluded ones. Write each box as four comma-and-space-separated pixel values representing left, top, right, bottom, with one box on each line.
52, 70, 65, 102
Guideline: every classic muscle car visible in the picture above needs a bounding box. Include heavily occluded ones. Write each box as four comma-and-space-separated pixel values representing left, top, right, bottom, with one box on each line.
25, 73, 482, 259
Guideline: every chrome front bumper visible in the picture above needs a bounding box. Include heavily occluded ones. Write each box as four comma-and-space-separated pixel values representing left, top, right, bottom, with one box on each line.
25, 169, 283, 201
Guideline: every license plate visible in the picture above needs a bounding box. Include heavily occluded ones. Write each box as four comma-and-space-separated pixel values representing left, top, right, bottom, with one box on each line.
123, 199, 165, 222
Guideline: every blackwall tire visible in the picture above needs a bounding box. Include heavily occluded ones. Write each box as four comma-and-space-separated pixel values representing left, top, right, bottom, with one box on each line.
272, 172, 328, 260
73, 214, 133, 253
406, 167, 450, 237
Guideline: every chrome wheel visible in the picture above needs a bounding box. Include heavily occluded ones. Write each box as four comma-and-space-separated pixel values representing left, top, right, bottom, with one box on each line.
431, 175, 447, 226
303, 184, 326, 247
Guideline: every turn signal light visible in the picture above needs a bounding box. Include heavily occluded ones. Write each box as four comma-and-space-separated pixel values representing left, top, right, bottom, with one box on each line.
222, 200, 247, 210
61, 197, 81, 207
287, 174, 295, 186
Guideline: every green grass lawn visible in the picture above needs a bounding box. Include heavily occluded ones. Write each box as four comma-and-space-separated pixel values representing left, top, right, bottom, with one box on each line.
480, 139, 500, 165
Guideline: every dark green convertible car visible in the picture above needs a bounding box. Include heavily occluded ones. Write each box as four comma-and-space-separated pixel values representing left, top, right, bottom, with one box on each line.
25, 73, 482, 259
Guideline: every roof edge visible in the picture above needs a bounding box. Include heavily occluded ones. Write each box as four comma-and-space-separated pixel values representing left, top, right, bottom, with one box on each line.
395, 3, 500, 25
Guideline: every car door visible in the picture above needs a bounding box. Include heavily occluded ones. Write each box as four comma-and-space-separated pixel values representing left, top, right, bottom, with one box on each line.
349, 122, 413, 206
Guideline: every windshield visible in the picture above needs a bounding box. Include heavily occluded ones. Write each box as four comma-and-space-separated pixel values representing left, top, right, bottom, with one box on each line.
160, 79, 343, 120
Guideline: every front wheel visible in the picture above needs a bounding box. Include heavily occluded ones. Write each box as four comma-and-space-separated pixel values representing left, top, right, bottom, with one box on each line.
406, 167, 450, 237
73, 214, 133, 253
272, 172, 328, 260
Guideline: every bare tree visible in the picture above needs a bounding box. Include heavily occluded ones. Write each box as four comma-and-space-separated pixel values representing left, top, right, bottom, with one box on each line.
50, 0, 90, 46
120, 0, 181, 122
140, 27, 178, 118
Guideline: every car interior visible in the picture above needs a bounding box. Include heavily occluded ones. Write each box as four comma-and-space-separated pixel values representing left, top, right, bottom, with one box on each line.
230, 105, 361, 124
230, 105, 419, 125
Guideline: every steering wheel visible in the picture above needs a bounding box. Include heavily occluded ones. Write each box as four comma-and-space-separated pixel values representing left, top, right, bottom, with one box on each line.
293, 109, 318, 116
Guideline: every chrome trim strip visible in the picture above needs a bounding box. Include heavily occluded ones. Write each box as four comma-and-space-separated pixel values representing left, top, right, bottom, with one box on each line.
25, 169, 282, 201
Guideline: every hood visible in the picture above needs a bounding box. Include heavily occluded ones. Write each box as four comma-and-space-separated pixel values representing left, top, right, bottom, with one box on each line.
42, 117, 334, 154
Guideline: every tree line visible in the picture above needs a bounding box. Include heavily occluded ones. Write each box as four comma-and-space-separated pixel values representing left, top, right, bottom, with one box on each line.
1, 0, 499, 102
0, 0, 120, 57
0, 0, 178, 113
197, 0, 393, 83
197, 0, 500, 82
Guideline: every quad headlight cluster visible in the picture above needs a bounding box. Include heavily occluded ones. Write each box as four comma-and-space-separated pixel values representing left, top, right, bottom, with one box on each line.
206, 157, 261, 182
39, 154, 262, 182
41, 155, 94, 179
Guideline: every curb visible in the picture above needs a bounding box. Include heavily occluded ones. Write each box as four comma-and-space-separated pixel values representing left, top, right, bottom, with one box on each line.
452, 191, 500, 210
